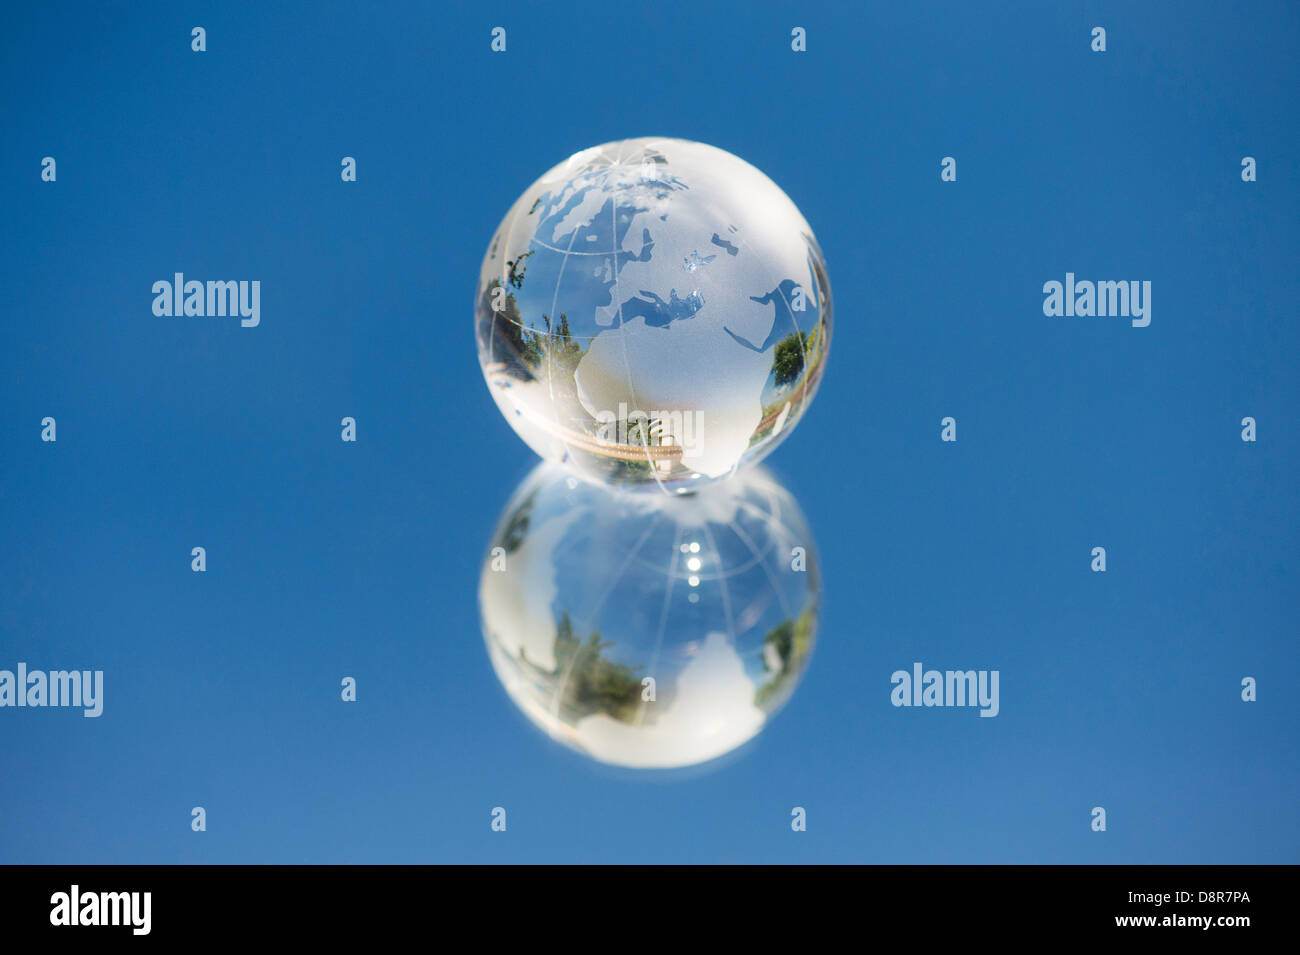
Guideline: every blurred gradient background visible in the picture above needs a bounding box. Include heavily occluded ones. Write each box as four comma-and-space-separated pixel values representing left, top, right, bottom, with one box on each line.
1, 0, 1297, 862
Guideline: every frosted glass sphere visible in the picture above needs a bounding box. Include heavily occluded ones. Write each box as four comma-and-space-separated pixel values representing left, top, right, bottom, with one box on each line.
479, 463, 820, 769
475, 138, 832, 491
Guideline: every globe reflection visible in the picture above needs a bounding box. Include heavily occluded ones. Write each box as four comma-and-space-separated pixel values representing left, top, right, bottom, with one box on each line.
479, 463, 820, 769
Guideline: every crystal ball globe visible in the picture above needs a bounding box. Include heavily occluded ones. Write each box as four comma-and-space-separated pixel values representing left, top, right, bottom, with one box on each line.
479, 463, 821, 769
475, 137, 832, 491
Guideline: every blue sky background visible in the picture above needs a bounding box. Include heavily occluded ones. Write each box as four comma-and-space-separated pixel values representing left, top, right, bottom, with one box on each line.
1, 0, 1296, 863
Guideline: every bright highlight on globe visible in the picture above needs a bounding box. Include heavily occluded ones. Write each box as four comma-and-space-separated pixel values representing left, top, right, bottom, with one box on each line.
476, 138, 831, 769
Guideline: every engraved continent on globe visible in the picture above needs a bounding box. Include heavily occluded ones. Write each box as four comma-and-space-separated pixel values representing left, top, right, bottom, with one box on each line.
475, 138, 832, 490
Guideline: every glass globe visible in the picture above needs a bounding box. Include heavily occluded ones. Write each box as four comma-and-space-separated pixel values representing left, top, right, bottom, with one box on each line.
479, 463, 821, 769
475, 138, 832, 491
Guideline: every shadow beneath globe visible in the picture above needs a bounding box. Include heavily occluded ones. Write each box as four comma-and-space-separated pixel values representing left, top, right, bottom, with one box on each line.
478, 462, 822, 772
